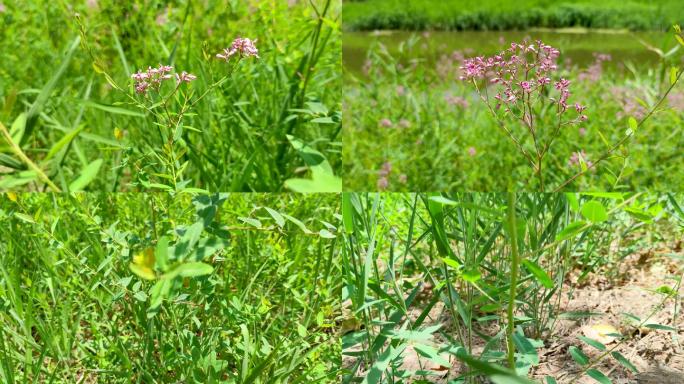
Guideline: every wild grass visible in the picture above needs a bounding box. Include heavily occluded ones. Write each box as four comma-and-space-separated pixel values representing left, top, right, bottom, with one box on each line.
0, 1, 341, 192
342, 192, 684, 383
343, 32, 684, 191
343, 0, 684, 31
0, 192, 341, 383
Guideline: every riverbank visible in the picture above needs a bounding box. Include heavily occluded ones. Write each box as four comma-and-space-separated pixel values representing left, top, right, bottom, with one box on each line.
343, 0, 684, 31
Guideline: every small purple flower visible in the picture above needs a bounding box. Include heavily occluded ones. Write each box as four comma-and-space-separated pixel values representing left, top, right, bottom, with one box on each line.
135, 82, 150, 94
175, 71, 197, 84
379, 118, 393, 128
467, 147, 477, 157
520, 81, 531, 92
396, 85, 405, 96
0, 3, 5, 13
575, 103, 586, 114
579, 127, 587, 136
216, 37, 259, 61
377, 177, 389, 190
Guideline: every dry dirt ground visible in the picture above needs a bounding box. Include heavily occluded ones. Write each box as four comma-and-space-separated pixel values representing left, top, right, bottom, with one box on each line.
343, 248, 683, 383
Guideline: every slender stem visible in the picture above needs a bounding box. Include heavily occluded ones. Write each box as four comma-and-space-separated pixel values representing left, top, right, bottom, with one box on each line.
506, 192, 520, 369
0, 121, 61, 192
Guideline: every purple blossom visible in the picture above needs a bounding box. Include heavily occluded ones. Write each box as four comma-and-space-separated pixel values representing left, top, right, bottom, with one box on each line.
445, 93, 469, 108
0, 2, 5, 13
175, 71, 197, 84
579, 127, 587, 136
568, 150, 594, 170
396, 85, 406, 96
216, 37, 259, 61
379, 118, 393, 128
467, 147, 477, 157
377, 177, 389, 190
520, 81, 532, 92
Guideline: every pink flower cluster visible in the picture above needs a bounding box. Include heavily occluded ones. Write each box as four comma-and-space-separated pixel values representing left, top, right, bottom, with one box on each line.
217, 37, 259, 61
131, 64, 196, 94
578, 53, 612, 83
460, 39, 588, 122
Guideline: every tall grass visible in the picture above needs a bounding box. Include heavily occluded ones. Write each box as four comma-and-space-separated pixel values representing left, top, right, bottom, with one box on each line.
0, 1, 341, 192
0, 192, 341, 383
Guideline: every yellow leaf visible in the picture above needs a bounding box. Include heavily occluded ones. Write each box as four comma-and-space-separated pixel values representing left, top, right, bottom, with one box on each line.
7, 192, 18, 202
114, 127, 124, 140
130, 248, 156, 280
583, 324, 619, 344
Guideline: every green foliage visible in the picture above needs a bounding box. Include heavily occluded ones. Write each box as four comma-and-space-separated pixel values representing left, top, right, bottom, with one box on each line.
343, 33, 684, 191
0, 1, 342, 192
0, 192, 341, 383
343, 0, 684, 31
341, 193, 682, 383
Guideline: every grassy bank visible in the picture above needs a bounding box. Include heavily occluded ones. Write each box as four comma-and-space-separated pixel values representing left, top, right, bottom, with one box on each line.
343, 0, 684, 31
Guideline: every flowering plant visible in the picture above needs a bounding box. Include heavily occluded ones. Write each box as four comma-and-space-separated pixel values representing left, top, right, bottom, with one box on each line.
88, 36, 259, 190
462, 35, 684, 191
461, 40, 588, 190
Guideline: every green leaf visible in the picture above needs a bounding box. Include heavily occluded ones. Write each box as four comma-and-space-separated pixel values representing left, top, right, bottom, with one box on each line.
555, 221, 587, 241
644, 323, 676, 331
154, 236, 169, 271
282, 213, 312, 234
82, 101, 145, 117
628, 117, 638, 134
319, 229, 336, 238
580, 201, 608, 223
13, 212, 35, 224
414, 344, 451, 367
264, 207, 285, 228
162, 262, 214, 279
45, 125, 85, 161
611, 351, 638, 373
586, 368, 611, 384
671, 67, 678, 86
578, 336, 606, 351
545, 377, 557, 384
68, 159, 103, 192
442, 257, 460, 269
238, 217, 262, 228
521, 259, 554, 289
568, 346, 589, 365
676, 34, 684, 47
342, 193, 354, 234
10, 113, 27, 144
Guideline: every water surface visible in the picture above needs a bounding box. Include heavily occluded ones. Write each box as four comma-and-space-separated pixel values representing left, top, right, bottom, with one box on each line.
344, 30, 674, 74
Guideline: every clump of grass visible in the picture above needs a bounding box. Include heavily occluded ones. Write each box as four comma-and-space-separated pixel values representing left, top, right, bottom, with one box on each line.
0, 192, 341, 382
342, 192, 683, 383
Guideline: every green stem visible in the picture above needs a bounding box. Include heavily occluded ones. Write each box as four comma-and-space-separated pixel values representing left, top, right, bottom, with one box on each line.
506, 192, 520, 370
0, 121, 61, 192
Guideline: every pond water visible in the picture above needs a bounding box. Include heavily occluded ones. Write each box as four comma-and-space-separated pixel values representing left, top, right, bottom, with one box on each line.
344, 30, 676, 74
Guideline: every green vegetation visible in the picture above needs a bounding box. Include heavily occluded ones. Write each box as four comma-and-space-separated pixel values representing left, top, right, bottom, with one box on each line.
0, 192, 341, 382
343, 32, 684, 191
0, 1, 341, 192
343, 0, 684, 31
342, 192, 684, 383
